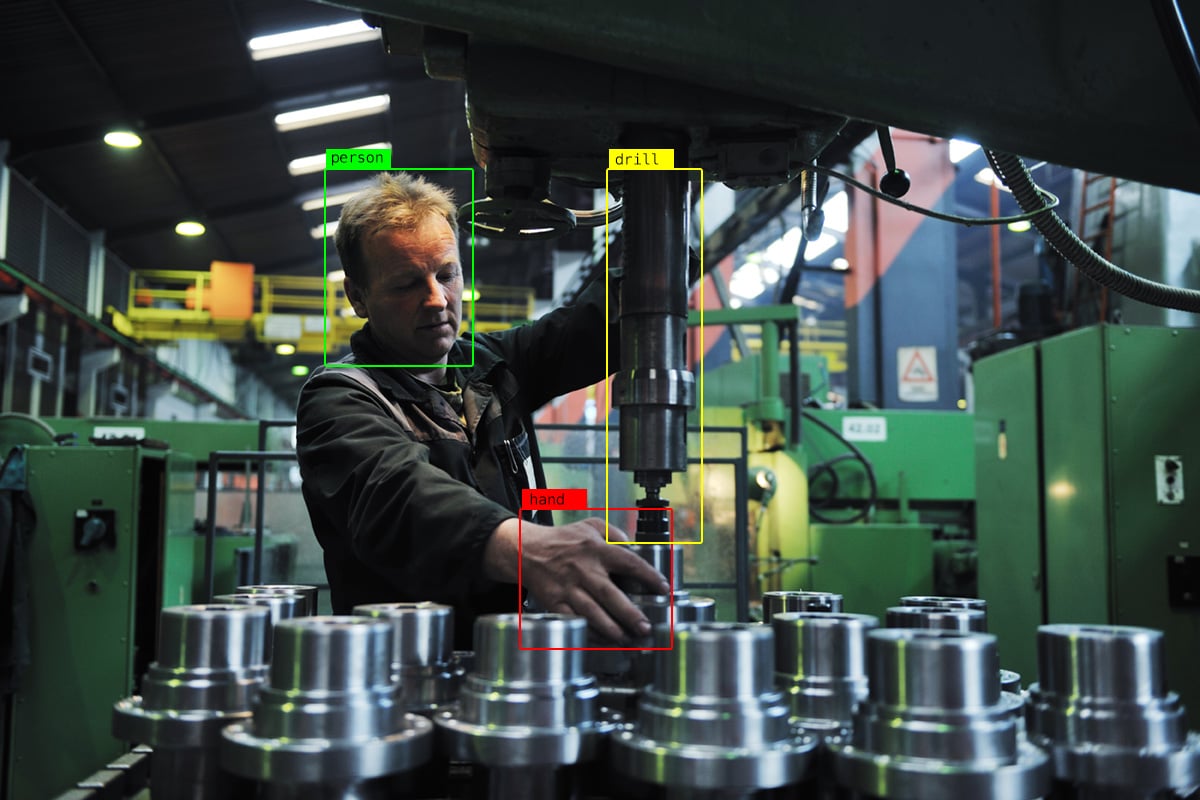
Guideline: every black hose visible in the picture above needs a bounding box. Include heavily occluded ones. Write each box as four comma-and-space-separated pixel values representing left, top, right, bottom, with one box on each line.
1152, 0, 1200, 130
986, 150, 1200, 313
803, 411, 878, 524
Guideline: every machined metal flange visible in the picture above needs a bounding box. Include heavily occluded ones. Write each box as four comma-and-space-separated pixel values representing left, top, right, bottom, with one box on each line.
435, 613, 611, 767
1027, 624, 1200, 797
611, 622, 817, 792
112, 603, 271, 800
762, 590, 843, 622
354, 601, 462, 714
772, 612, 878, 738
221, 616, 432, 788
831, 629, 1049, 800
213, 590, 308, 661
236, 583, 318, 615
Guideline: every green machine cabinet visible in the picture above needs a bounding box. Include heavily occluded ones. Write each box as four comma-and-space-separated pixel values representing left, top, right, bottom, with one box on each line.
3, 444, 195, 800
976, 325, 1200, 714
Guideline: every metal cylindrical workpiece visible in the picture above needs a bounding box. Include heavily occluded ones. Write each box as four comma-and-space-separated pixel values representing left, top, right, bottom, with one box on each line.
436, 614, 609, 799
354, 602, 459, 713
886, 604, 988, 632
113, 604, 270, 800
236, 583, 318, 615
772, 612, 878, 736
614, 166, 695, 488
614, 543, 680, 594
221, 616, 432, 795
612, 623, 816, 794
831, 629, 1049, 799
900, 595, 988, 614
441, 613, 597, 740
213, 591, 307, 660
763, 591, 843, 622
590, 544, 710, 714
1027, 624, 1200, 796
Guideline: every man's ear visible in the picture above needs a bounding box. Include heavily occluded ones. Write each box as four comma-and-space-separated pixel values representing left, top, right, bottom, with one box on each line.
344, 275, 369, 318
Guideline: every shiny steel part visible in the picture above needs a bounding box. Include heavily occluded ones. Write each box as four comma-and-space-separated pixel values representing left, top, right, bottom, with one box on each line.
436, 614, 610, 769
353, 601, 461, 713
900, 595, 989, 613
588, 592, 717, 715
1027, 624, 1200, 797
236, 583, 318, 615
886, 604, 988, 632
831, 629, 1049, 800
112, 604, 270, 800
221, 616, 432, 791
1000, 669, 1022, 694
772, 612, 878, 737
612, 622, 816, 793
613, 543, 679, 594
762, 590, 844, 622
213, 591, 308, 660
613, 163, 696, 496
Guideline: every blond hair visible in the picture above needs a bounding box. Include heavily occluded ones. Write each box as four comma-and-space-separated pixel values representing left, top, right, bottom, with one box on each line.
334, 173, 458, 286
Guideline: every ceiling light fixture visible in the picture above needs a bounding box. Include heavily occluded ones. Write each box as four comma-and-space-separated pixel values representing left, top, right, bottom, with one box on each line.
274, 94, 390, 133
275, 343, 297, 356
311, 221, 338, 239
175, 221, 206, 237
104, 130, 142, 149
300, 185, 370, 212
1007, 220, 1032, 233
248, 20, 379, 61
291, 365, 311, 377
288, 142, 389, 176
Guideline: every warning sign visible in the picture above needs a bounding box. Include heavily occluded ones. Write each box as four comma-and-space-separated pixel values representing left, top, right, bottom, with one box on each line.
898, 346, 938, 402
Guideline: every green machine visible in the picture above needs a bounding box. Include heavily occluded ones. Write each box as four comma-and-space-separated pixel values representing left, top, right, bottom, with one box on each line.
975, 324, 1200, 715
0, 421, 196, 799
698, 306, 977, 621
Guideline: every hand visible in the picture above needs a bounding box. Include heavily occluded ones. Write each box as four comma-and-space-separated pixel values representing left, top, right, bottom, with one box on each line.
483, 517, 671, 643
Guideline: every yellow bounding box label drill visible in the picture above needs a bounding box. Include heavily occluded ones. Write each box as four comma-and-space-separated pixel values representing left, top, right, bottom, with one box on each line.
326, 148, 391, 170
608, 149, 675, 170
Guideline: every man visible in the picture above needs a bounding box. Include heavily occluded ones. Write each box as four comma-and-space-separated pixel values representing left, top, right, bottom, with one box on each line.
296, 172, 668, 649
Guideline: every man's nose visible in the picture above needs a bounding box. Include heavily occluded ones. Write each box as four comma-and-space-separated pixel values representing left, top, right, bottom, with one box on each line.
422, 276, 448, 309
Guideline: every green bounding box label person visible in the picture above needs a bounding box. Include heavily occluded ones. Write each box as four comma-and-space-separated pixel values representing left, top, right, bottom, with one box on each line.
326, 148, 391, 170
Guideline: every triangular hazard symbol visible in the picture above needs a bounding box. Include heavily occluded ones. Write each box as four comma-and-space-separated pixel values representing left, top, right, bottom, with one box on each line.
901, 351, 936, 382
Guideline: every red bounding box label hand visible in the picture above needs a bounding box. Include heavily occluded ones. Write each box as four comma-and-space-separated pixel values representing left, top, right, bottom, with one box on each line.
521, 488, 587, 510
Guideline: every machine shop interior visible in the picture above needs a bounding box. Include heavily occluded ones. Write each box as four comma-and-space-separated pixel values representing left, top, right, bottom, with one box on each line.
2, 1, 1199, 798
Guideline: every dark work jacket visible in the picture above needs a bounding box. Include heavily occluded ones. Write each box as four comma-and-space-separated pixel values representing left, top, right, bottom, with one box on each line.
296, 276, 617, 649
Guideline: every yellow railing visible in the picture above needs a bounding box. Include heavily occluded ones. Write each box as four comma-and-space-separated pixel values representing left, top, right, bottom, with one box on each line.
116, 270, 534, 353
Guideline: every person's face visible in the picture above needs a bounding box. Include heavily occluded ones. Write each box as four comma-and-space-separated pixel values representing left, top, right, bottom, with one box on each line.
346, 214, 463, 365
